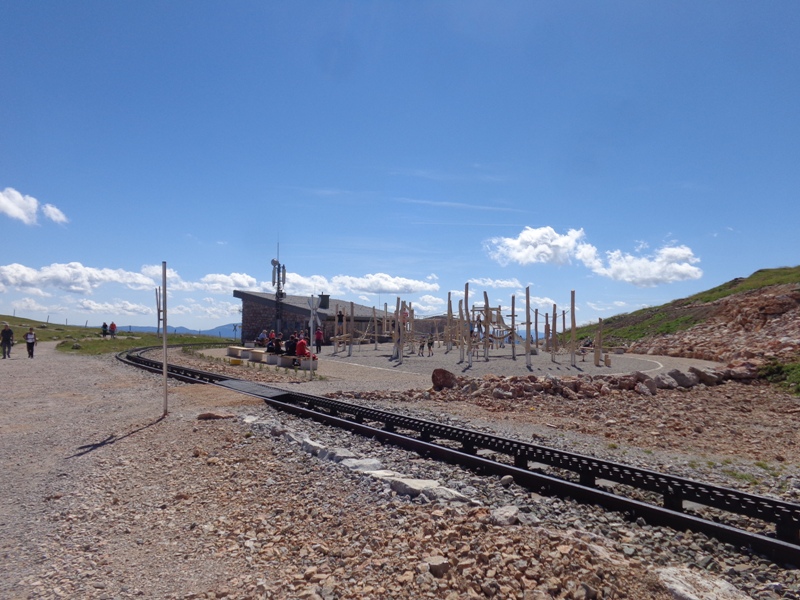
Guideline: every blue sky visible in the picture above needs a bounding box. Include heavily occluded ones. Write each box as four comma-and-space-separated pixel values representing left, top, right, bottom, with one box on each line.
1, 2, 798, 331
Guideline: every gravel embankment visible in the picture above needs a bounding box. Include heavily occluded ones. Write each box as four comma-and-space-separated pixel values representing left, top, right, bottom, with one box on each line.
1, 341, 798, 599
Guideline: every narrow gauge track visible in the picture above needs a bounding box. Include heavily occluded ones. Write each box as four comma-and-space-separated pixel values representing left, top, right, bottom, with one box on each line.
119, 346, 800, 566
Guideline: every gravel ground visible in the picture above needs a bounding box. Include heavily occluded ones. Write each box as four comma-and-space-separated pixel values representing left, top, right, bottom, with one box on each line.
1, 341, 798, 599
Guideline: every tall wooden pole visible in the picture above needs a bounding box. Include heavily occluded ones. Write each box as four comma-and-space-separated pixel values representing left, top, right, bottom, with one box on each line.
465, 283, 472, 367
511, 295, 516, 360
483, 291, 491, 361
525, 287, 531, 368
348, 302, 354, 357
594, 318, 603, 367
446, 292, 453, 352
570, 290, 577, 367
458, 299, 465, 362
161, 261, 168, 418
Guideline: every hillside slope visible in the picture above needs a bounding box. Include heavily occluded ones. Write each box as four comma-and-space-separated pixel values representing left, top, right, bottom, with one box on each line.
627, 282, 800, 363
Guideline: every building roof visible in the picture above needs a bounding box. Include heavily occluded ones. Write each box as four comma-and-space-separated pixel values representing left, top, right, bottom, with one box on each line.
233, 290, 383, 319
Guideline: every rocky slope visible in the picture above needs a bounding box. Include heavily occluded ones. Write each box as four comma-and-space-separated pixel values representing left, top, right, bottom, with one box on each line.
627, 283, 800, 363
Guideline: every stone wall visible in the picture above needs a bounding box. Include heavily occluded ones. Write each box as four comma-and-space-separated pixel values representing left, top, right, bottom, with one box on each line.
241, 300, 325, 344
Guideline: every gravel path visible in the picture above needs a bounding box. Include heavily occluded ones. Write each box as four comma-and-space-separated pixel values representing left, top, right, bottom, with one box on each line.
1, 342, 798, 599
198, 342, 723, 397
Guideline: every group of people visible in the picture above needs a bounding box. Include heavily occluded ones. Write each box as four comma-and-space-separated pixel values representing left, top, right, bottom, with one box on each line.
1, 324, 39, 359
101, 321, 117, 339
417, 333, 435, 357
254, 326, 325, 362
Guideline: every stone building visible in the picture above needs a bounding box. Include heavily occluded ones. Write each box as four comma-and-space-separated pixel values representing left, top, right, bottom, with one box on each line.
232, 290, 388, 345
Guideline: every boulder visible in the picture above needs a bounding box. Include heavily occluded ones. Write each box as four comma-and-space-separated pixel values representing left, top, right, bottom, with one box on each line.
667, 369, 699, 388
432, 368, 457, 390
689, 366, 723, 386
490, 505, 520, 526
654, 373, 679, 389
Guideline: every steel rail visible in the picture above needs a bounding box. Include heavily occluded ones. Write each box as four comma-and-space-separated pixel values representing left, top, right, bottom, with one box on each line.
119, 347, 800, 566
288, 390, 800, 542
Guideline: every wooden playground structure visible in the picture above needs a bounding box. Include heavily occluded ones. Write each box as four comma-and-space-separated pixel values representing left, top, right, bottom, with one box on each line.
329, 285, 612, 369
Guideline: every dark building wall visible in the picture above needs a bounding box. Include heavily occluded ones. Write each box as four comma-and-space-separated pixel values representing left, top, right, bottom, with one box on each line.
241, 300, 317, 344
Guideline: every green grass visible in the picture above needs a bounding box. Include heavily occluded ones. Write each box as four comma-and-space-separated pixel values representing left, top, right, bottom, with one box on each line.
573, 265, 800, 347
754, 461, 782, 477
687, 266, 800, 304
759, 360, 800, 396
721, 469, 760, 485
1, 313, 232, 356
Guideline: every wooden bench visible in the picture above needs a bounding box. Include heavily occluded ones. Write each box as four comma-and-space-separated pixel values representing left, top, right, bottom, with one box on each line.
227, 346, 252, 359
278, 355, 296, 368
249, 349, 266, 362
299, 357, 317, 371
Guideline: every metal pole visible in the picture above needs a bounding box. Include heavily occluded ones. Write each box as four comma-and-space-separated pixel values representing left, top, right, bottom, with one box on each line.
162, 261, 168, 417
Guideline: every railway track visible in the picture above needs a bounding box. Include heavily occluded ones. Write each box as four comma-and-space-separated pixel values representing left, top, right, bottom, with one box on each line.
118, 345, 800, 566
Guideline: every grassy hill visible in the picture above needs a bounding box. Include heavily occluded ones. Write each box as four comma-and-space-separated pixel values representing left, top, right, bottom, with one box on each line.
0, 314, 230, 355
574, 266, 800, 346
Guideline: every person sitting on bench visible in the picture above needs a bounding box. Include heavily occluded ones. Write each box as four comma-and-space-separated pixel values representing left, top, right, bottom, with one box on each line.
284, 334, 297, 357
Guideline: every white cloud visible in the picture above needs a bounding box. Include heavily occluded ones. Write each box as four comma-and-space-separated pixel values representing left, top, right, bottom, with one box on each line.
11, 297, 49, 312
526, 296, 556, 310
413, 294, 446, 314
284, 273, 333, 296
76, 299, 153, 316
0, 262, 156, 294
140, 265, 260, 294
168, 298, 241, 321
468, 277, 523, 288
0, 188, 69, 225
0, 188, 39, 225
42, 203, 69, 224
485, 226, 702, 287
197, 272, 259, 293
486, 226, 589, 266
592, 246, 702, 287
330, 273, 440, 295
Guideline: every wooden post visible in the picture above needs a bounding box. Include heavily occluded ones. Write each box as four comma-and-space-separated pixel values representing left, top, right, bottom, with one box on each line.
373, 307, 378, 350
333, 303, 339, 354
446, 292, 453, 352
391, 298, 400, 361
483, 291, 491, 361
511, 295, 516, 361
525, 287, 532, 368
594, 318, 603, 367
552, 303, 558, 355
464, 283, 472, 367
544, 313, 549, 352
570, 290, 577, 367
534, 309, 539, 351
348, 302, 354, 357
458, 299, 465, 363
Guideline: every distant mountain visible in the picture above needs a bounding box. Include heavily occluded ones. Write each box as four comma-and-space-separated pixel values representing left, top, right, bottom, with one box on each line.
119, 323, 240, 339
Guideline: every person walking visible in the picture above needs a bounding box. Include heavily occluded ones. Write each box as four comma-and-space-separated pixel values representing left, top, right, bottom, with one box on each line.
1, 324, 13, 359
101, 322, 109, 338
109, 321, 117, 339
427, 333, 434, 357
24, 327, 37, 358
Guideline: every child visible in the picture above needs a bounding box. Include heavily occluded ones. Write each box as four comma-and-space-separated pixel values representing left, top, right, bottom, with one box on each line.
418, 337, 425, 356
427, 333, 434, 356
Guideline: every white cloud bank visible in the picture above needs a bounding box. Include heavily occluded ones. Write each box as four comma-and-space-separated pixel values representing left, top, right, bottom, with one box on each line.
285, 272, 439, 296
0, 188, 68, 225
0, 262, 155, 294
485, 226, 702, 287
